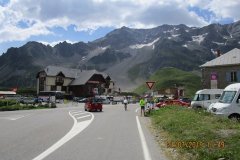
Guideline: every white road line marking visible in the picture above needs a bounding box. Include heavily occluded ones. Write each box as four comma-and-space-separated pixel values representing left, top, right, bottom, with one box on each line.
135, 108, 140, 113
72, 112, 88, 116
32, 111, 94, 160
76, 115, 91, 119
0, 114, 30, 121
70, 111, 82, 114
9, 115, 25, 120
136, 116, 152, 160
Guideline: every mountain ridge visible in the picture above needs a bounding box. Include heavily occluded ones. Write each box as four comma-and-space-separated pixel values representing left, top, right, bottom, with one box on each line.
1, 21, 240, 90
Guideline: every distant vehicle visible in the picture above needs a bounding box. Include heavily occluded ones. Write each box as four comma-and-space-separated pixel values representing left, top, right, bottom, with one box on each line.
156, 99, 190, 108
4, 94, 21, 101
38, 91, 64, 102
94, 95, 112, 104
179, 97, 191, 104
209, 83, 240, 120
100, 98, 111, 104
112, 96, 123, 104
78, 98, 87, 103
19, 97, 36, 104
84, 97, 103, 112
34, 97, 43, 103
73, 97, 84, 102
191, 89, 223, 109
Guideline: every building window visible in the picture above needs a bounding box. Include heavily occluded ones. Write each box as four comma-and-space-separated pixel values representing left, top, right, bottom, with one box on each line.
231, 72, 237, 82
39, 77, 45, 91
51, 85, 56, 91
226, 71, 240, 82
62, 86, 67, 92
56, 76, 64, 85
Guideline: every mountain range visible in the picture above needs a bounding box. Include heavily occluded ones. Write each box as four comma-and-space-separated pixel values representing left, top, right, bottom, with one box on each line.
0, 20, 240, 91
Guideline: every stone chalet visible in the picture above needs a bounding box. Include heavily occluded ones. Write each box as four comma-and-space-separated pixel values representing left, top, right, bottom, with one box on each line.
200, 48, 240, 89
36, 66, 115, 97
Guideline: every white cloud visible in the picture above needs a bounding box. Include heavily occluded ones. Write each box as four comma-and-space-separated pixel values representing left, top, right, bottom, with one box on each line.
0, 21, 51, 43
0, 0, 238, 43
207, 0, 240, 21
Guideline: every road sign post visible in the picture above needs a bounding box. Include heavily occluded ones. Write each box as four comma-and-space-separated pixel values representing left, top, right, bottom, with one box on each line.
146, 81, 155, 90
145, 81, 155, 113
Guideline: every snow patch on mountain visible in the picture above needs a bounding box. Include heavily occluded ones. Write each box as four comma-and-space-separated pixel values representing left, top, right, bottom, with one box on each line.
172, 34, 180, 37
129, 38, 159, 49
212, 41, 225, 45
192, 33, 208, 43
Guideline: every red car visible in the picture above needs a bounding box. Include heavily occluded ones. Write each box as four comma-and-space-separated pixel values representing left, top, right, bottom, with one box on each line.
156, 99, 190, 108
84, 97, 103, 112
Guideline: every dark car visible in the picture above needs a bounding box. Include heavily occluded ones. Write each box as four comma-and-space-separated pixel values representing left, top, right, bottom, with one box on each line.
78, 98, 88, 103
19, 97, 36, 104
34, 97, 43, 103
84, 97, 103, 112
179, 97, 191, 104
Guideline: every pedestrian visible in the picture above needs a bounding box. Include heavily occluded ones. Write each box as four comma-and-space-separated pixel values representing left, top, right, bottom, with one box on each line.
123, 97, 128, 111
139, 97, 146, 116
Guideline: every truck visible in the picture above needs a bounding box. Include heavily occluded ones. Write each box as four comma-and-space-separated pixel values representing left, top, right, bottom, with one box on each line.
191, 89, 223, 109
209, 83, 240, 120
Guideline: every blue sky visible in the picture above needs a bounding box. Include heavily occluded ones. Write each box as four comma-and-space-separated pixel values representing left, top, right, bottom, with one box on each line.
0, 0, 239, 54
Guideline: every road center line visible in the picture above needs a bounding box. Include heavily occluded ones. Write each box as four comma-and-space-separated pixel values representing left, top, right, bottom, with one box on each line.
32, 111, 94, 160
136, 116, 152, 160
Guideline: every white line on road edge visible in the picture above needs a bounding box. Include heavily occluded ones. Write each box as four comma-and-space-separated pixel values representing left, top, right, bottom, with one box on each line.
136, 116, 152, 160
32, 111, 94, 160
135, 108, 140, 113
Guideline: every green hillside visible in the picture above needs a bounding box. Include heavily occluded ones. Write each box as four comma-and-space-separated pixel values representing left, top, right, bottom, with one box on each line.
134, 67, 201, 97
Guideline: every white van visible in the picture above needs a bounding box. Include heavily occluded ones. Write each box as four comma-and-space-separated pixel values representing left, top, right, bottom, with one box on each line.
209, 83, 240, 119
191, 89, 223, 109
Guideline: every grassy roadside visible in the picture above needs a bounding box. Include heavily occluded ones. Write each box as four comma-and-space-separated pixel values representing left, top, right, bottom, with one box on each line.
149, 106, 240, 160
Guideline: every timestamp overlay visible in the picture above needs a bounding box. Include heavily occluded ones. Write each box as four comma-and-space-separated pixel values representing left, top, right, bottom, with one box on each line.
167, 140, 225, 149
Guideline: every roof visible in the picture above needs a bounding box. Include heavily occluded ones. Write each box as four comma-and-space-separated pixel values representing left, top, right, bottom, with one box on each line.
40, 65, 109, 86
43, 65, 108, 78
195, 89, 223, 94
224, 83, 240, 91
200, 48, 240, 67
70, 71, 103, 85
43, 66, 82, 78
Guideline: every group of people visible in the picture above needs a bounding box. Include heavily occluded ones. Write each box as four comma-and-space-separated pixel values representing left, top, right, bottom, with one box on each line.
123, 96, 156, 116
139, 97, 156, 116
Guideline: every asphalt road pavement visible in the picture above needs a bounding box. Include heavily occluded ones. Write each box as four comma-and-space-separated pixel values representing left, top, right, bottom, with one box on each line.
0, 102, 168, 160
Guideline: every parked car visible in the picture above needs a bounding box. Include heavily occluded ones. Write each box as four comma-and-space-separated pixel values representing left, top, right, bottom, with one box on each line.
73, 97, 84, 102
179, 97, 191, 104
156, 99, 190, 108
209, 83, 240, 120
19, 97, 36, 104
100, 98, 111, 104
84, 97, 103, 112
78, 98, 87, 103
191, 89, 223, 109
34, 97, 43, 103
